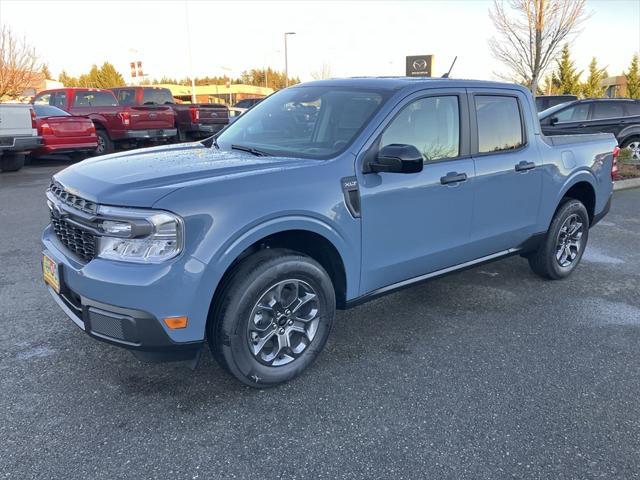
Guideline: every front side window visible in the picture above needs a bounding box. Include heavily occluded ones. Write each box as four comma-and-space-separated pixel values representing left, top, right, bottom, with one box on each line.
554, 103, 590, 122
592, 102, 624, 120
52, 91, 67, 109
380, 96, 460, 162
73, 91, 117, 107
475, 96, 523, 153
625, 102, 640, 116
217, 86, 388, 159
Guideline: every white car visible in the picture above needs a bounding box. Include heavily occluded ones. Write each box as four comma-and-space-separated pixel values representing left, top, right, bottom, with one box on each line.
0, 104, 41, 172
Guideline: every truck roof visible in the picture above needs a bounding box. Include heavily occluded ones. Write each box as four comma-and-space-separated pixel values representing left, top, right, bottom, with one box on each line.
295, 77, 530, 93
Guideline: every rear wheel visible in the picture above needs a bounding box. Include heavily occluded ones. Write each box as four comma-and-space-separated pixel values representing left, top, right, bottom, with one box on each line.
528, 199, 589, 279
208, 248, 336, 388
0, 153, 25, 172
94, 129, 114, 156
621, 136, 640, 163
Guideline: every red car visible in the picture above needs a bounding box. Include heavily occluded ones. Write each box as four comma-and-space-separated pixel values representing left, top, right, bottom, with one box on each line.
30, 105, 97, 159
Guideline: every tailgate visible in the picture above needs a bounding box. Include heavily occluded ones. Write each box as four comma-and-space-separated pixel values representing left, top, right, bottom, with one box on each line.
47, 117, 94, 137
196, 105, 229, 124
0, 105, 35, 137
129, 106, 175, 129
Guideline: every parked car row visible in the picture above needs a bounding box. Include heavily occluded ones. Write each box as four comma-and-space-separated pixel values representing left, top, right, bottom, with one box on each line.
32, 86, 230, 153
538, 98, 640, 162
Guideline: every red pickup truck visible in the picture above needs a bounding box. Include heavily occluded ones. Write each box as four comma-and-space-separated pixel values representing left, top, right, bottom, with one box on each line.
110, 87, 229, 141
33, 88, 177, 155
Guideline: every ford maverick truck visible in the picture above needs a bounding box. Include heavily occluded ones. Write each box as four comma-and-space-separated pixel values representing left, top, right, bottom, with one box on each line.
41, 78, 617, 387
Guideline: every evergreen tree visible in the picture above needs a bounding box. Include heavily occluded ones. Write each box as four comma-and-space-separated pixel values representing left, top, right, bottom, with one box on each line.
96, 62, 125, 88
581, 57, 607, 98
625, 54, 640, 99
551, 44, 582, 95
41, 64, 52, 80
58, 70, 78, 87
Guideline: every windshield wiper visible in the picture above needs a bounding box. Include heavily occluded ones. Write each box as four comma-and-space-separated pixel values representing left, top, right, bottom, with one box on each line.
231, 144, 271, 157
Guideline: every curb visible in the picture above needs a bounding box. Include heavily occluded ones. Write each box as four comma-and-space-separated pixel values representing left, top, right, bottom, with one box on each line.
613, 178, 640, 191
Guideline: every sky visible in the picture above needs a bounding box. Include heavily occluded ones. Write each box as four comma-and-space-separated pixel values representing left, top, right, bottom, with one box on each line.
1, 0, 639, 84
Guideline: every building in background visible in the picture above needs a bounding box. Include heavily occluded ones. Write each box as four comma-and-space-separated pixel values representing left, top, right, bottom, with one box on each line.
601, 76, 628, 98
157, 83, 273, 105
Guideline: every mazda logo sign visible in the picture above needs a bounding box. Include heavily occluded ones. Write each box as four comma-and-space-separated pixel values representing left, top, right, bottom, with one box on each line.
412, 59, 428, 71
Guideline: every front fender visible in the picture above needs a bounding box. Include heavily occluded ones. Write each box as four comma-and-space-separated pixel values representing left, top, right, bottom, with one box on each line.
192, 214, 359, 331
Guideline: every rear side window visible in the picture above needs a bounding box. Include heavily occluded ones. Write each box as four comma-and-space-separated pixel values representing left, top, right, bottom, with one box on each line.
592, 102, 624, 120
554, 103, 590, 122
142, 88, 174, 105
73, 91, 117, 107
381, 96, 460, 162
115, 89, 137, 106
475, 96, 523, 153
624, 102, 640, 116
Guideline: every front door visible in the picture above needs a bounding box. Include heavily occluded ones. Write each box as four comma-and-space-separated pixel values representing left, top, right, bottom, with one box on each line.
358, 89, 476, 293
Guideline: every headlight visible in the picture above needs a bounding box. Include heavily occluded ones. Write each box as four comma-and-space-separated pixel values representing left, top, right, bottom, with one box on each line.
96, 205, 184, 264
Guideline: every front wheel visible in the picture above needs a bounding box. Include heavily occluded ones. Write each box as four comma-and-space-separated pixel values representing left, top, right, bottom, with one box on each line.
528, 199, 589, 279
208, 248, 336, 387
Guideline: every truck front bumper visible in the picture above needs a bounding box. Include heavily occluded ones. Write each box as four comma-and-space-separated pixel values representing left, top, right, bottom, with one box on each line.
124, 128, 177, 140
41, 225, 209, 363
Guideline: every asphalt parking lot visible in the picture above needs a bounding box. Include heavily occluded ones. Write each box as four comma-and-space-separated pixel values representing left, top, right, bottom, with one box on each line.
1, 160, 639, 479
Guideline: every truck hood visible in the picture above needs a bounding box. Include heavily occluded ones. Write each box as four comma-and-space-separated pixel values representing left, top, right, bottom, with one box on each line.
53, 143, 312, 207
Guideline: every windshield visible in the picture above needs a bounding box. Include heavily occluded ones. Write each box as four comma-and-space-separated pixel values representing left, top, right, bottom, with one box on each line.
538, 101, 574, 118
216, 86, 388, 159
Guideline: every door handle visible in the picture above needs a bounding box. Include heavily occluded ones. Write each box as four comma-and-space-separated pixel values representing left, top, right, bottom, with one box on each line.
578, 124, 588, 128
440, 172, 467, 185
515, 160, 536, 172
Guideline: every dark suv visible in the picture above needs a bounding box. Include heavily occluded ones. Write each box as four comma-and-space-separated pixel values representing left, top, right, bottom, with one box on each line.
539, 98, 640, 161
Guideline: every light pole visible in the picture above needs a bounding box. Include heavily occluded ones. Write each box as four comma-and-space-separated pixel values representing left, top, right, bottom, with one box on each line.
284, 32, 296, 87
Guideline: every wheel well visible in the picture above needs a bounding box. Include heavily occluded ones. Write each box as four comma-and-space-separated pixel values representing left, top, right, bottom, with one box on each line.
562, 181, 595, 223
620, 134, 640, 147
213, 230, 348, 311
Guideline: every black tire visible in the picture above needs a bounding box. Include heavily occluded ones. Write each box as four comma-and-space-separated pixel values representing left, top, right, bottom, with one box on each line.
0, 153, 26, 172
208, 248, 336, 388
620, 136, 640, 163
94, 129, 114, 156
528, 199, 589, 279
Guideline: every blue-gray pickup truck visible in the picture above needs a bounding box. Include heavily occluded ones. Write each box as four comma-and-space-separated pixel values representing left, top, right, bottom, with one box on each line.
42, 78, 618, 387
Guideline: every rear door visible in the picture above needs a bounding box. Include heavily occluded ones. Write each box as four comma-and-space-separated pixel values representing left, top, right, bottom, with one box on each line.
586, 101, 627, 136
467, 88, 543, 257
358, 88, 476, 292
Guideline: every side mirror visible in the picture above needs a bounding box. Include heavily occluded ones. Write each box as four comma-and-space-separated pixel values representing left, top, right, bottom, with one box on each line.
367, 144, 423, 174
549, 116, 559, 125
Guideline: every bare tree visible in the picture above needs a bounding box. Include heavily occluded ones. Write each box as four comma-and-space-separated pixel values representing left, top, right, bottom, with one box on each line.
0, 25, 41, 99
311, 63, 332, 80
489, 0, 589, 96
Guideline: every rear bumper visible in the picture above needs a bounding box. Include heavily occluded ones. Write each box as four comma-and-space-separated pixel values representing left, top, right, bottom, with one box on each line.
185, 123, 226, 134
124, 128, 177, 140
31, 141, 97, 156
0, 135, 42, 153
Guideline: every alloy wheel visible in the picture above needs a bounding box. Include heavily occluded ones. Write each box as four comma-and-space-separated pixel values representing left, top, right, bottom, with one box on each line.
555, 213, 584, 267
247, 279, 320, 366
625, 141, 640, 161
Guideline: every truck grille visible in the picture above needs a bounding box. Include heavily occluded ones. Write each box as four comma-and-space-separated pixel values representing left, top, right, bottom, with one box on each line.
51, 214, 97, 262
49, 182, 97, 214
